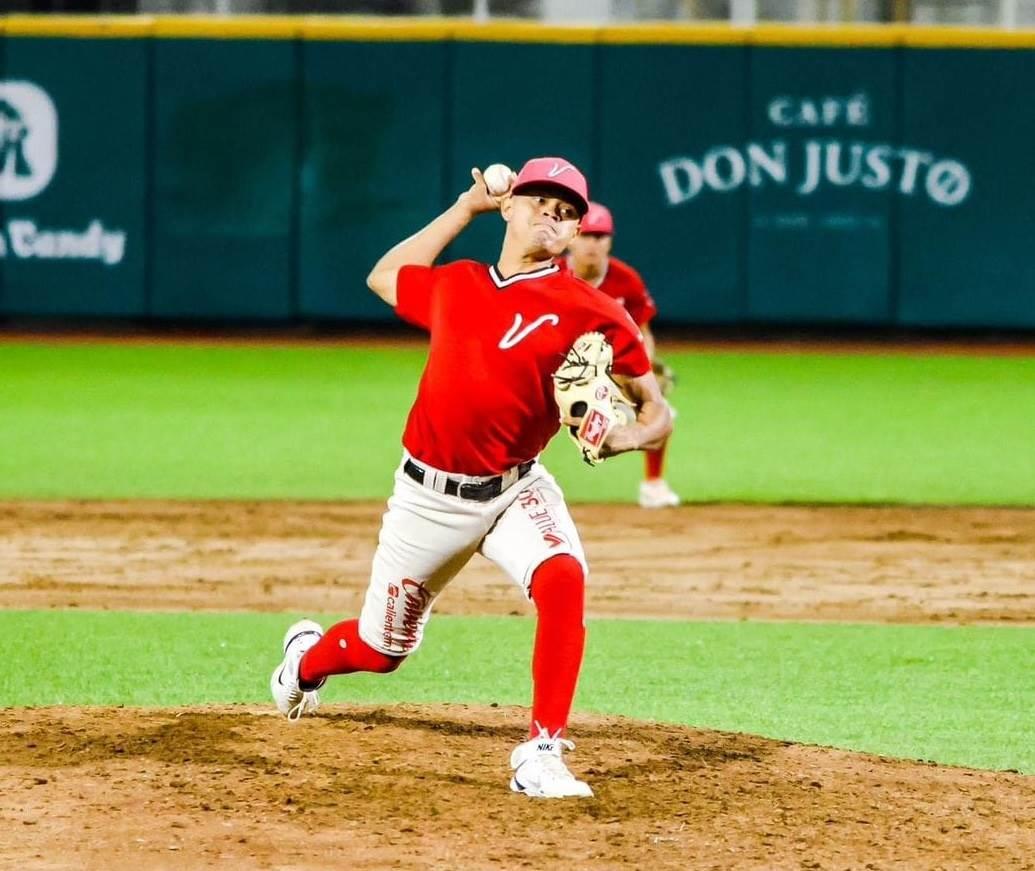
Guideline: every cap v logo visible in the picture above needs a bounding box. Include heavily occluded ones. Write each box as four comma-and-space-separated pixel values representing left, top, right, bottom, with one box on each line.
547, 163, 573, 178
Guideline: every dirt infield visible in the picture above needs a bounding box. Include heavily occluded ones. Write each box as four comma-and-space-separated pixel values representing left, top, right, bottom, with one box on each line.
2, 501, 1034, 623
4, 704, 1034, 871
2, 500, 1034, 870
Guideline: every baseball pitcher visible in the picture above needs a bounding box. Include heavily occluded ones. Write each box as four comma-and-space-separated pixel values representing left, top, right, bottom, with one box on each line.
271, 156, 671, 798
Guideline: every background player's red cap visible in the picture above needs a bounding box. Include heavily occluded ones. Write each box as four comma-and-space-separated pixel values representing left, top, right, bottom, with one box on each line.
511, 157, 590, 216
579, 202, 614, 235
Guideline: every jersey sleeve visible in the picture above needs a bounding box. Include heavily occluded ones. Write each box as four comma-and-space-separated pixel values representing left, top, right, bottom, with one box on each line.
395, 265, 436, 330
602, 301, 651, 378
620, 264, 659, 326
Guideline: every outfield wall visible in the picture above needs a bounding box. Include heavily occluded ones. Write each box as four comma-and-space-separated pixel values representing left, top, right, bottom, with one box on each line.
1, 17, 1033, 327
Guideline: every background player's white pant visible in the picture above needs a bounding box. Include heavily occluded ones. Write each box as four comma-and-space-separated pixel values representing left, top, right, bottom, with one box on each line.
358, 454, 587, 657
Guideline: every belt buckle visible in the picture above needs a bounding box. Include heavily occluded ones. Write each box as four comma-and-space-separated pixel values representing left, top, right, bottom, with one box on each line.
460, 478, 493, 502
410, 459, 531, 502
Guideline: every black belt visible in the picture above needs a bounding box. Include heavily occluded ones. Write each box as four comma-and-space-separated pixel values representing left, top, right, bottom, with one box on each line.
404, 458, 534, 502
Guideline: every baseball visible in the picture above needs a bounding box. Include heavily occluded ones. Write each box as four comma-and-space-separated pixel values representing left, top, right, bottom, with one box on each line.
483, 163, 514, 197
613, 396, 637, 427
610, 381, 638, 426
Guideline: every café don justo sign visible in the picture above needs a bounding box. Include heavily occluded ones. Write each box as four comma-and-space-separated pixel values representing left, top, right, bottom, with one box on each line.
658, 92, 972, 212
0, 80, 126, 266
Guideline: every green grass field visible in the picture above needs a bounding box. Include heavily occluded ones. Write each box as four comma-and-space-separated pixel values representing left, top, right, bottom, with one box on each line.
2, 340, 1033, 775
1, 342, 1034, 503
4, 610, 1032, 773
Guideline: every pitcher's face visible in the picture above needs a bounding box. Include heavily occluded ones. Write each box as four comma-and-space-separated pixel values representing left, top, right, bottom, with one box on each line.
502, 188, 581, 259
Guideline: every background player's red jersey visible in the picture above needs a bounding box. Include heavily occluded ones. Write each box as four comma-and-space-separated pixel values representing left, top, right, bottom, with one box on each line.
395, 261, 651, 476
559, 256, 658, 326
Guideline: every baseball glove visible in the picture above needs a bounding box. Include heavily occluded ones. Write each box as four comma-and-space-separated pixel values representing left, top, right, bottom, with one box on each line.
652, 358, 676, 398
553, 332, 637, 466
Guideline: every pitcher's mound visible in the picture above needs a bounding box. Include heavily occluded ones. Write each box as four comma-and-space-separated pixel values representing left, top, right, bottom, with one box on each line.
2, 703, 1032, 869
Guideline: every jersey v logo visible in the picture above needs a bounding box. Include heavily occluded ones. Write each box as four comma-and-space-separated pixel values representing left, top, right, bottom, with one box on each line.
547, 163, 573, 178
498, 313, 560, 349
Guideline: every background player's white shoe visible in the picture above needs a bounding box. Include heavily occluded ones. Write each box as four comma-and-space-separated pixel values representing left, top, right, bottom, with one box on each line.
510, 729, 594, 798
638, 478, 680, 509
270, 619, 325, 721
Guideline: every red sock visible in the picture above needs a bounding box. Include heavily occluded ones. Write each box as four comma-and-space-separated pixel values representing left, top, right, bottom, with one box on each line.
528, 555, 586, 738
646, 439, 668, 480
298, 618, 403, 687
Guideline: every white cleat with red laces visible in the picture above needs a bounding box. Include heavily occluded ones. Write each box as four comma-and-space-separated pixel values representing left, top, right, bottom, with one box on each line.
270, 619, 325, 721
510, 728, 594, 798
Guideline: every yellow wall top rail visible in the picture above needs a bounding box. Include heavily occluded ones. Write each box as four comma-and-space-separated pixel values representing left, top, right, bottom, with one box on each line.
2, 15, 1035, 49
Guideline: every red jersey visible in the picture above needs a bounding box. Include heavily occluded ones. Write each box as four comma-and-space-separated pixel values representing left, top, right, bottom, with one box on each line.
395, 260, 651, 476
560, 256, 658, 326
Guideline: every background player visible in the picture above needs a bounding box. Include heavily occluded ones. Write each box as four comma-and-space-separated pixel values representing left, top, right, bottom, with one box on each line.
270, 157, 672, 798
563, 202, 680, 509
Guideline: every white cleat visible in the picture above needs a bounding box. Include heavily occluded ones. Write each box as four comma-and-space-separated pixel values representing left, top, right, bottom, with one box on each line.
510, 729, 594, 798
270, 619, 325, 721
638, 478, 680, 509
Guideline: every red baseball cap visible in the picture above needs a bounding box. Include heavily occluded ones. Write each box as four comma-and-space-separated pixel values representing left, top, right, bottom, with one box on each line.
580, 202, 614, 235
511, 156, 590, 217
